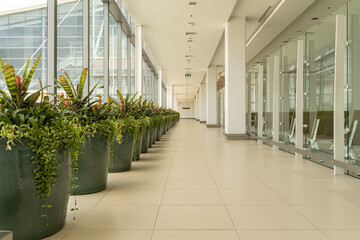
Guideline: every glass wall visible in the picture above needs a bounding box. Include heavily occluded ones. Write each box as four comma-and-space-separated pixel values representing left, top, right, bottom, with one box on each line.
109, 14, 117, 98
248, 2, 360, 177
347, 0, 360, 174
279, 39, 297, 145
130, 43, 135, 95
121, 31, 128, 94
0, 1, 48, 91
90, 0, 104, 97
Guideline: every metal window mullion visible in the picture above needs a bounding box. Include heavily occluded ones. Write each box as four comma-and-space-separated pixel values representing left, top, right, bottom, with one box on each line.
117, 21, 122, 95
273, 55, 280, 148
258, 65, 264, 142
295, 40, 304, 159
104, 2, 109, 101
47, 0, 57, 99
83, 0, 90, 96
127, 36, 131, 94
334, 14, 346, 174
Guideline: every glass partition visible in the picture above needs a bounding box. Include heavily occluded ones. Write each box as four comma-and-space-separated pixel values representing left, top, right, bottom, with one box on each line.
121, 31, 128, 94
0, 1, 48, 92
347, 0, 360, 174
279, 40, 297, 145
90, 0, 104, 97
130, 43, 135, 95
303, 6, 346, 163
109, 14, 117, 98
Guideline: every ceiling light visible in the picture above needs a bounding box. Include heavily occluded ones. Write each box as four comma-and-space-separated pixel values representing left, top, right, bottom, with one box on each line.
188, 22, 195, 27
189, 2, 197, 6
185, 55, 194, 58
188, 40, 193, 43
185, 32, 196, 36
311, 17, 319, 20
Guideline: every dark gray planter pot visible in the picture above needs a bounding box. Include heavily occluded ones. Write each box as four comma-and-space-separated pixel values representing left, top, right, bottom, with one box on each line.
71, 133, 109, 195
149, 128, 154, 148
109, 131, 134, 172
0, 140, 71, 240
141, 127, 150, 153
134, 134, 143, 160
156, 125, 161, 141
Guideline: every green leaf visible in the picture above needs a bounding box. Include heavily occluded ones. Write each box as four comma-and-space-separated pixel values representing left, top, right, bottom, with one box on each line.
22, 55, 41, 93
23, 91, 40, 107
60, 68, 76, 98
4, 63, 17, 103
59, 75, 74, 99
77, 68, 88, 99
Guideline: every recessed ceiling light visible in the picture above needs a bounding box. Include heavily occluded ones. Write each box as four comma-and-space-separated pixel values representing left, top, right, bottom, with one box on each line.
189, 2, 197, 6
188, 22, 195, 27
185, 32, 196, 36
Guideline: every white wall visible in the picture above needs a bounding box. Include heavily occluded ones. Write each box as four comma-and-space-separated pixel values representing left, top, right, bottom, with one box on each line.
179, 101, 194, 119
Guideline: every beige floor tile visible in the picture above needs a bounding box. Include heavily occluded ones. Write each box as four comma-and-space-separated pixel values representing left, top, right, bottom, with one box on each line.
116, 177, 167, 190
155, 206, 234, 229
227, 206, 315, 229
64, 205, 95, 230
322, 230, 360, 240
214, 176, 270, 190
294, 205, 360, 229
237, 230, 329, 240
168, 169, 213, 178
152, 230, 239, 240
63, 229, 152, 240
166, 177, 218, 189
220, 190, 287, 205
43, 229, 70, 240
76, 206, 159, 229
162, 190, 224, 205
99, 189, 164, 205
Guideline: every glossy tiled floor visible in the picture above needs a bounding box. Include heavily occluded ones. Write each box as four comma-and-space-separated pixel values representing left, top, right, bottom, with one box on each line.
45, 120, 360, 240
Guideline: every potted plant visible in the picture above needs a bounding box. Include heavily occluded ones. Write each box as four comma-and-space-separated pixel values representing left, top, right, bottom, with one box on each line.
55, 69, 118, 195
0, 56, 79, 240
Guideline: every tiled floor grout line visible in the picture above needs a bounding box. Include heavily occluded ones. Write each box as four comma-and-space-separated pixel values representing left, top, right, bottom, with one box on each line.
149, 128, 178, 240
199, 127, 242, 240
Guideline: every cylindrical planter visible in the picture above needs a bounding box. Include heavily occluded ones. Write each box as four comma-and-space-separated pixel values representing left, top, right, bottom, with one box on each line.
141, 127, 150, 153
156, 125, 161, 141
0, 140, 71, 240
149, 128, 154, 148
152, 128, 156, 144
163, 121, 167, 135
109, 131, 134, 173
133, 134, 143, 161
71, 133, 110, 195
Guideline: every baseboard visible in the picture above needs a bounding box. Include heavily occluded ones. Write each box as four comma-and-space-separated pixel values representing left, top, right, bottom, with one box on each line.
206, 124, 218, 128
225, 134, 248, 140
200, 121, 206, 124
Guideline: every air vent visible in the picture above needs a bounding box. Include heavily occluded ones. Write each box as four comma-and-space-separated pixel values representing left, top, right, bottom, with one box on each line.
189, 2, 197, 6
185, 32, 196, 36
258, 6, 272, 23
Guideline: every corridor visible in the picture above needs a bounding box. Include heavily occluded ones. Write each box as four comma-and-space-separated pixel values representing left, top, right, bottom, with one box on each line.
47, 120, 360, 240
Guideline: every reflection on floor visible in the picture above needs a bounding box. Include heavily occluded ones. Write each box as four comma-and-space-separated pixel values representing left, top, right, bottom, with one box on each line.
45, 119, 360, 240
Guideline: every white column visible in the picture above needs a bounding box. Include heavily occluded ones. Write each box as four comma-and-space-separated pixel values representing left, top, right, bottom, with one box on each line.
127, 36, 131, 94
257, 65, 264, 143
195, 92, 199, 120
295, 40, 304, 159
135, 25, 143, 95
273, 55, 280, 149
103, 2, 109, 102
334, 14, 346, 174
83, 0, 90, 95
167, 85, 174, 109
47, 0, 57, 99
225, 17, 246, 139
158, 69, 162, 106
206, 66, 217, 127
117, 21, 122, 94
200, 82, 206, 123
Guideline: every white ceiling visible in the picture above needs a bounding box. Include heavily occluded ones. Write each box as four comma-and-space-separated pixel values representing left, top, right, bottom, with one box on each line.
123, 0, 332, 101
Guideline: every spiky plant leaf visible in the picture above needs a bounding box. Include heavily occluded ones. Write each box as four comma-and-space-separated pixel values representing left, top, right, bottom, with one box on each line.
77, 68, 88, 99
22, 55, 41, 93
61, 69, 76, 98
59, 75, 74, 99
4, 63, 17, 103
23, 91, 40, 107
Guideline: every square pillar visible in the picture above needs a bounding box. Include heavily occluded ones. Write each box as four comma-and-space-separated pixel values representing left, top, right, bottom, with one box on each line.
196, 92, 200, 120
135, 25, 142, 95
295, 40, 304, 159
167, 85, 174, 109
225, 17, 246, 140
273, 55, 280, 149
257, 65, 264, 143
103, 2, 109, 102
334, 14, 346, 174
206, 66, 217, 128
158, 69, 162, 106
83, 0, 90, 96
47, 0, 57, 99
200, 82, 206, 123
